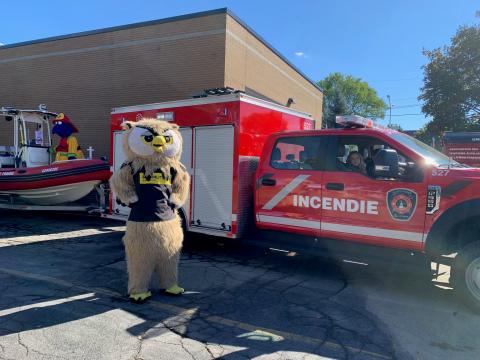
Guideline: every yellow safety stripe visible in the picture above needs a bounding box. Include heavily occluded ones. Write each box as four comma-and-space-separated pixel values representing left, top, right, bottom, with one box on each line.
139, 172, 172, 185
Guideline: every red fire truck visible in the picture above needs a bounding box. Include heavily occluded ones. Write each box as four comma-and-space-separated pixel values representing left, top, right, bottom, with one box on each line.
109, 93, 480, 310
109, 92, 314, 238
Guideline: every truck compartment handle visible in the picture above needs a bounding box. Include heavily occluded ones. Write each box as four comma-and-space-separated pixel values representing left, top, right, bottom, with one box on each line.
261, 178, 276, 186
326, 182, 344, 191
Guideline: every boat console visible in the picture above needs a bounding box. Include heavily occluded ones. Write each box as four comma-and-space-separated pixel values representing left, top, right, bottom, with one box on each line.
0, 146, 15, 168
18, 144, 50, 167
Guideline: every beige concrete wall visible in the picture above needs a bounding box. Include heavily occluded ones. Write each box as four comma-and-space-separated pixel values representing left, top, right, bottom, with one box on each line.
224, 15, 323, 126
0, 10, 323, 160
0, 14, 227, 158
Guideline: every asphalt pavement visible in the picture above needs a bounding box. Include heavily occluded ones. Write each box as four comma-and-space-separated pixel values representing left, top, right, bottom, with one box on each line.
0, 211, 478, 360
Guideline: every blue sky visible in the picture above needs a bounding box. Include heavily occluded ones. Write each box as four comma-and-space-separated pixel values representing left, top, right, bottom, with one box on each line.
1, 1, 478, 130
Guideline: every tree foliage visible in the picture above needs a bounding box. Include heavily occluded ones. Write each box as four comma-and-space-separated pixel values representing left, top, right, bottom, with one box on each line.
318, 72, 386, 128
419, 25, 480, 136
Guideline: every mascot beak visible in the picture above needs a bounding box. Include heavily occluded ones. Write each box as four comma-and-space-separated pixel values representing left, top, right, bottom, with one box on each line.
152, 135, 167, 153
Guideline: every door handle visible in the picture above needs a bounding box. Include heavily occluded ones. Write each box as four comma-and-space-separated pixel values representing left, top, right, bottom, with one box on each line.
326, 182, 344, 191
261, 178, 276, 186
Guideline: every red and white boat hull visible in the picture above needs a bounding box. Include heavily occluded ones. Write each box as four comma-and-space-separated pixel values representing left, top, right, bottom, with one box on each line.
0, 159, 111, 205
3, 180, 101, 205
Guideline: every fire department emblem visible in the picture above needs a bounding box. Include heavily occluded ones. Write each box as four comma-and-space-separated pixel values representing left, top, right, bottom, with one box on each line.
387, 188, 417, 221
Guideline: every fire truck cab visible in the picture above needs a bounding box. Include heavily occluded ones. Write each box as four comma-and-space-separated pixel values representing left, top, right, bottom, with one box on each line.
255, 115, 480, 310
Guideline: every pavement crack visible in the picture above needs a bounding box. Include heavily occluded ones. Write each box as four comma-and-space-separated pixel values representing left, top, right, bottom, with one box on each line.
205, 342, 216, 360
179, 337, 196, 360
134, 335, 144, 360
91, 257, 125, 270
16, 333, 28, 356
327, 278, 349, 299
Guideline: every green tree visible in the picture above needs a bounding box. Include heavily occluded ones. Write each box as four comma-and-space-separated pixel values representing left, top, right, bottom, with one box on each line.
419, 25, 480, 136
318, 72, 386, 128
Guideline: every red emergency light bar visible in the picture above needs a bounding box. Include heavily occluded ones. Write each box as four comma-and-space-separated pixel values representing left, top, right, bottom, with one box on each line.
335, 115, 388, 130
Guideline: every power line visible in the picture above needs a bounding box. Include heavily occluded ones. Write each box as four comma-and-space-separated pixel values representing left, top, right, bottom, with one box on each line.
388, 113, 425, 117
370, 77, 422, 83
392, 104, 423, 109
391, 96, 421, 101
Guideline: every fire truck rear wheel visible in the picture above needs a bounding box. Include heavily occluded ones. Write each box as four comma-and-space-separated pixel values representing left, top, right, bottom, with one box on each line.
452, 241, 480, 312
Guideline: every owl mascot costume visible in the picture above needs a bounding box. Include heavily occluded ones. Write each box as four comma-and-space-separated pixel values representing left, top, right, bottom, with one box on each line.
110, 119, 190, 302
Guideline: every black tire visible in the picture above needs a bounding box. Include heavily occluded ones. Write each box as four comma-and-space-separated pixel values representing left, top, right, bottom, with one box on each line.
452, 241, 480, 312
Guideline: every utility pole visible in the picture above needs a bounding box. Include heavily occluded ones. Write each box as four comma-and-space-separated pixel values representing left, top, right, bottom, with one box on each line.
387, 95, 392, 127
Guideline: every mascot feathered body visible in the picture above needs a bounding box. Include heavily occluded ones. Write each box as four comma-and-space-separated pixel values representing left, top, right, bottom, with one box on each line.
110, 119, 190, 302
52, 113, 84, 161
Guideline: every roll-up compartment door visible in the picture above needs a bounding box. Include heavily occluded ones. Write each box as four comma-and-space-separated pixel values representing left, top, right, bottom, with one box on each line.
192, 126, 234, 231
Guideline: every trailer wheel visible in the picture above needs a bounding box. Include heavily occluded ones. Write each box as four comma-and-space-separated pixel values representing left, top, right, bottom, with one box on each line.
452, 241, 480, 312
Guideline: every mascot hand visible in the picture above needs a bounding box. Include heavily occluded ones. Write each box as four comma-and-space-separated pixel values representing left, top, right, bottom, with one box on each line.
115, 198, 128, 207
127, 194, 139, 207
115, 194, 138, 208
169, 194, 183, 209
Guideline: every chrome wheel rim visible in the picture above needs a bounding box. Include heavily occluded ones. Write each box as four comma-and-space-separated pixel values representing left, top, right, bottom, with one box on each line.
465, 257, 480, 301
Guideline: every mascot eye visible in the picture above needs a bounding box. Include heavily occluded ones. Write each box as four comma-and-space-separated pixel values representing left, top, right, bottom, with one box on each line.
164, 136, 173, 144
143, 135, 154, 143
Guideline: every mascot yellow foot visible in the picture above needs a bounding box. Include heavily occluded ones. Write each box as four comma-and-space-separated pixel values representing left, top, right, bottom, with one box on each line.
165, 285, 184, 296
129, 291, 152, 303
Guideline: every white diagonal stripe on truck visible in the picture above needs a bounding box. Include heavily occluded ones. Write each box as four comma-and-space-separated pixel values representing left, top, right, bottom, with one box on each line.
262, 175, 310, 210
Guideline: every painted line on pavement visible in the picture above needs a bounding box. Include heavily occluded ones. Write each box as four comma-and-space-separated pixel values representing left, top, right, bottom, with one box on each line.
0, 227, 125, 247
0, 267, 391, 360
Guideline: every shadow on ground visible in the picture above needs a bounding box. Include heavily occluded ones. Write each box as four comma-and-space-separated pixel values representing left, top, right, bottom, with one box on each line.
0, 212, 471, 359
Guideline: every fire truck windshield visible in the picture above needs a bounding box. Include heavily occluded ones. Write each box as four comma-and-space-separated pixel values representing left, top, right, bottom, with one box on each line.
390, 132, 462, 167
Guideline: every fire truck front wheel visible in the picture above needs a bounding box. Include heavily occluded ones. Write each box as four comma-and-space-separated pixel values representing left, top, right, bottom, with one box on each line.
452, 241, 480, 312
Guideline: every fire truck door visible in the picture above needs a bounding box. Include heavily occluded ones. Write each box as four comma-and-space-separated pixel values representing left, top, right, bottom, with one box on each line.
320, 135, 427, 248
255, 135, 324, 236
192, 125, 234, 231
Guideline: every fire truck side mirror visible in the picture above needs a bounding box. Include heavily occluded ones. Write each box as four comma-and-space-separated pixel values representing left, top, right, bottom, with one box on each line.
372, 149, 399, 178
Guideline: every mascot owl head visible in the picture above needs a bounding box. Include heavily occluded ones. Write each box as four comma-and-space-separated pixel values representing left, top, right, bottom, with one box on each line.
121, 118, 182, 164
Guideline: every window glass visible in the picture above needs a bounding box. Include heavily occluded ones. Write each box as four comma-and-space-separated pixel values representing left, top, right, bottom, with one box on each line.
326, 135, 421, 181
390, 132, 462, 166
24, 122, 49, 147
270, 136, 323, 170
